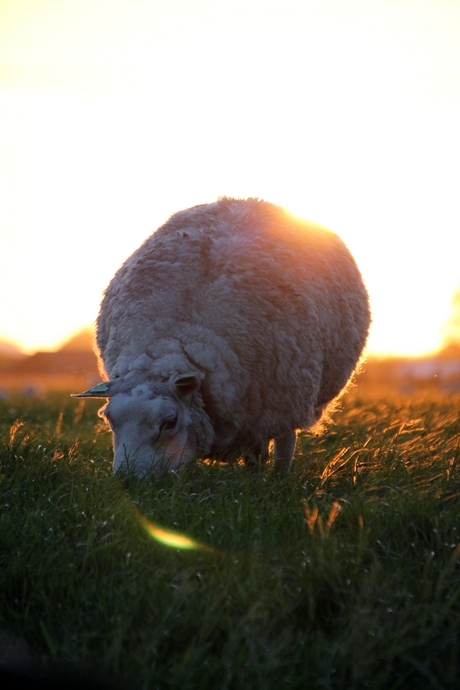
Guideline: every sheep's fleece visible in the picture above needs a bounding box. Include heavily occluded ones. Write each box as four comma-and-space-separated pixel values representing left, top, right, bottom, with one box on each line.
74, 197, 370, 475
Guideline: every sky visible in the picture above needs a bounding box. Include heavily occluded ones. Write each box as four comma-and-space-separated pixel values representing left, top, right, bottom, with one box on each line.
0, 0, 459, 356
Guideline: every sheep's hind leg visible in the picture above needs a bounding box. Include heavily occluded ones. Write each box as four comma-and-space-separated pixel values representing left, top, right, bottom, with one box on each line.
243, 442, 269, 469
273, 431, 297, 474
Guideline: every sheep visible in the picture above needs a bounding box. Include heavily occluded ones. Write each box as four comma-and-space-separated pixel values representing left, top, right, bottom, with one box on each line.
73, 197, 370, 476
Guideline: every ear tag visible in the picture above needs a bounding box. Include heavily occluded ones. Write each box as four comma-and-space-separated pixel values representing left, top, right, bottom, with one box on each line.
71, 382, 111, 398
89, 383, 109, 393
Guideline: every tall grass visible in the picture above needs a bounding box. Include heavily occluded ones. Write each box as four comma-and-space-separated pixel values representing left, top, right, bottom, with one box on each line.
0, 391, 460, 688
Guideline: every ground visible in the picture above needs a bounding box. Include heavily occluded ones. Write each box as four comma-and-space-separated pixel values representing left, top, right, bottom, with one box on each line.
0, 388, 459, 689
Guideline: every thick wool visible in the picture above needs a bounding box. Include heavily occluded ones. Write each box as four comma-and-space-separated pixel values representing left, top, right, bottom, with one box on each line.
96, 197, 370, 468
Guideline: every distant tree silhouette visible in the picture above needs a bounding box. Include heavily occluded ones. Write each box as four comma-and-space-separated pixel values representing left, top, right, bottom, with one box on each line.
441, 287, 460, 357
58, 328, 94, 352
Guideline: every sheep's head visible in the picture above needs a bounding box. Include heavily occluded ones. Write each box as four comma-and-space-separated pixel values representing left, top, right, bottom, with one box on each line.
72, 372, 213, 476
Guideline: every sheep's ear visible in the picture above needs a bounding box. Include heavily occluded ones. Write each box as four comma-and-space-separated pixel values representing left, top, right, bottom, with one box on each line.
171, 372, 201, 399
71, 382, 115, 398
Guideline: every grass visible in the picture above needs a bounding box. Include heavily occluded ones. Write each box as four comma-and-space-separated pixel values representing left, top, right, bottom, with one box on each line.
0, 390, 460, 688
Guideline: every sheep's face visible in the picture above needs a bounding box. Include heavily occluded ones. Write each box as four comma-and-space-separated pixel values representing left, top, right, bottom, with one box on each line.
72, 373, 203, 476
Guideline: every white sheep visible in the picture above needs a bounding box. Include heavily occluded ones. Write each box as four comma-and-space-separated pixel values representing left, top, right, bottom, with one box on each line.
73, 197, 370, 475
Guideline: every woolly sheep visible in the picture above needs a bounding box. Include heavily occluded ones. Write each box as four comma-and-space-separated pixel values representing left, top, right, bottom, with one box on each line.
73, 197, 370, 476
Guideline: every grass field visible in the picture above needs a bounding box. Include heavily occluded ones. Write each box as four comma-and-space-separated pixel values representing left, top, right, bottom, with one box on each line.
1, 390, 460, 689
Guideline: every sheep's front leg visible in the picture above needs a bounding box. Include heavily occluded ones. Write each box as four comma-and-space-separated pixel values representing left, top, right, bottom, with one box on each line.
273, 430, 297, 473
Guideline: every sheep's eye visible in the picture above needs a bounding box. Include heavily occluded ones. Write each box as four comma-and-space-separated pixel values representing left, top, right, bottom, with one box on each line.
159, 419, 176, 433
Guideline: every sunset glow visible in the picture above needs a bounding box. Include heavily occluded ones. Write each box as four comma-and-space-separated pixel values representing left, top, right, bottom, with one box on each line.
1, 0, 460, 356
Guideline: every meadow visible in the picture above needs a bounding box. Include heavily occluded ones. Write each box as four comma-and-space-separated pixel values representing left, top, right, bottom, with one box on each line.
0, 389, 460, 689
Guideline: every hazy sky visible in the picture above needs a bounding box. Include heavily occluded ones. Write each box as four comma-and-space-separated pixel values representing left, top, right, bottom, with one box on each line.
1, 0, 460, 355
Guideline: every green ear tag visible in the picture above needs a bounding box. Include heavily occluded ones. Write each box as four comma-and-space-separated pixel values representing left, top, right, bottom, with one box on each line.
89, 383, 109, 393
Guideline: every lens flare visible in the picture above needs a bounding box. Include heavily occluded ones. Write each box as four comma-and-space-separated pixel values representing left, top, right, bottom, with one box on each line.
138, 514, 216, 553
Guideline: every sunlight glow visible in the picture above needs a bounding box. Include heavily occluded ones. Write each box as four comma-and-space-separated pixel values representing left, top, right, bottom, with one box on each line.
1, 0, 460, 357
